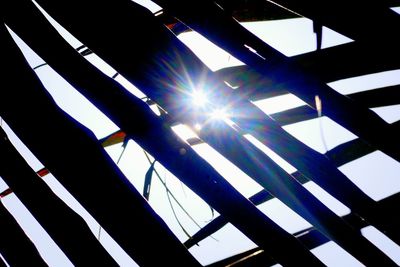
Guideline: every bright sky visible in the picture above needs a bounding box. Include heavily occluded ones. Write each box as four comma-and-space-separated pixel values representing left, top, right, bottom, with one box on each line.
1, 1, 400, 266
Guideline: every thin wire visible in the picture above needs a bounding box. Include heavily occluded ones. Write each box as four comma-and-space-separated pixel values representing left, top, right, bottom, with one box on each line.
142, 150, 218, 242
142, 151, 202, 229
315, 95, 329, 153
164, 173, 192, 239
116, 139, 129, 164
264, 0, 303, 17
319, 118, 329, 153
179, 180, 187, 198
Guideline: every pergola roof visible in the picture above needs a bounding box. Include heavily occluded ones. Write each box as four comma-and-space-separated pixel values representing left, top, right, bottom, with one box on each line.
1, 0, 400, 266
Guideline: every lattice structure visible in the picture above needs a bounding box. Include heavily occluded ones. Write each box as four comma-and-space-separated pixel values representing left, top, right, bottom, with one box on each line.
1, 0, 399, 266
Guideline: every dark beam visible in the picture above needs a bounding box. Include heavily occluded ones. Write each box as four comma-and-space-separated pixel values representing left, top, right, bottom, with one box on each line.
270, 105, 317, 126
150, 0, 400, 164
269, 0, 400, 45
0, 202, 48, 267
205, 193, 400, 267
157, 0, 298, 34
348, 85, 400, 108
30, 0, 400, 254
326, 139, 375, 166
194, 121, 388, 265
4, 1, 323, 265
183, 138, 389, 249
216, 43, 400, 93
0, 127, 118, 266
293, 43, 400, 82
0, 22, 200, 267
215, 0, 298, 21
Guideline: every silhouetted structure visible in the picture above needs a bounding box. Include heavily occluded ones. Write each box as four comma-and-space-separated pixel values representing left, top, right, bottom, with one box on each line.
1, 0, 399, 266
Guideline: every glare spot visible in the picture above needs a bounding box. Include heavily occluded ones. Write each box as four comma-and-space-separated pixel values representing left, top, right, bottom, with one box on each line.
194, 123, 202, 131
210, 108, 229, 121
192, 90, 208, 107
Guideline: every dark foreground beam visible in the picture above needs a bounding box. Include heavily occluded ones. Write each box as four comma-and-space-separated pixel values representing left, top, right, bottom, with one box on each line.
0, 127, 118, 266
0, 202, 48, 267
29, 0, 400, 256
2, 2, 323, 266
0, 23, 200, 267
151, 0, 400, 165
205, 193, 400, 266
270, 0, 400, 45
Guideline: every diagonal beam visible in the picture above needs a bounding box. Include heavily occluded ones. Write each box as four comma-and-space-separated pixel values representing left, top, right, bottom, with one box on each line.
292, 43, 400, 82
0, 127, 118, 266
0, 22, 200, 267
3, 1, 324, 265
215, 0, 298, 21
348, 85, 400, 108
266, 84, 400, 126
216, 44, 400, 93
0, 201, 48, 267
157, 0, 298, 32
30, 0, 400, 252
234, 83, 400, 110
184, 139, 394, 249
152, 0, 400, 164
200, 193, 400, 267
268, 0, 400, 45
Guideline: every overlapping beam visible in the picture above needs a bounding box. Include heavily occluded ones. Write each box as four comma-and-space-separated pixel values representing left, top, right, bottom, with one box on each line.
1, 0, 398, 264
0, 127, 118, 266
2, 1, 324, 265
268, 0, 400, 44
152, 0, 400, 165
0, 22, 200, 267
26, 0, 400, 263
0, 202, 47, 266
206, 193, 400, 267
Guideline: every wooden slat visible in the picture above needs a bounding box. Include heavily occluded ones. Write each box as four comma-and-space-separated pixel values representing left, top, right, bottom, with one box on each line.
195, 122, 388, 265
0, 19, 200, 267
270, 0, 400, 45
0, 127, 118, 266
216, 43, 400, 90
150, 0, 400, 165
0, 202, 48, 267
27, 0, 400, 259
205, 193, 400, 266
5, 1, 324, 265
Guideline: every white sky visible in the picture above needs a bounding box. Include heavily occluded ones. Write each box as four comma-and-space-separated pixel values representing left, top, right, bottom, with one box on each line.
1, 1, 400, 266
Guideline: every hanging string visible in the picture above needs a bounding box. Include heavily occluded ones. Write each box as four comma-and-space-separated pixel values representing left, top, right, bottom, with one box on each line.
164, 173, 192, 239
142, 151, 202, 230
315, 95, 329, 153
116, 138, 129, 164
142, 150, 218, 242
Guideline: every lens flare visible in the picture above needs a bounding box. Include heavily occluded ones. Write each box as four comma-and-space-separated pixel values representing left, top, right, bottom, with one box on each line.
194, 123, 202, 131
192, 90, 207, 107
210, 108, 229, 120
